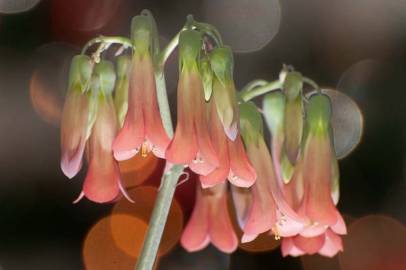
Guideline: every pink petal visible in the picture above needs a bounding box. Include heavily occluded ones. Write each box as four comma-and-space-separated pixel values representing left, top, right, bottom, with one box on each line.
166, 71, 198, 164
228, 135, 256, 187
331, 211, 347, 235
180, 185, 210, 252
83, 98, 121, 203
208, 183, 238, 253
293, 234, 326, 255
60, 89, 89, 178
142, 55, 170, 159
318, 229, 343, 257
281, 237, 305, 257
302, 134, 338, 226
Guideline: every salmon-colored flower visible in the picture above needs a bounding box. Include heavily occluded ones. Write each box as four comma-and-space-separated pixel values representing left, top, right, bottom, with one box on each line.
237, 102, 306, 242
75, 61, 131, 203
199, 98, 256, 188
60, 55, 93, 179
113, 15, 170, 161
181, 182, 238, 253
165, 29, 219, 175
112, 52, 170, 161
281, 229, 344, 257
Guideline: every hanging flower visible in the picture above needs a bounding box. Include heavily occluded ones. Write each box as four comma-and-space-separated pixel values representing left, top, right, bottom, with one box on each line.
75, 61, 131, 203
181, 182, 238, 253
60, 55, 93, 179
237, 101, 306, 242
209, 46, 239, 141
199, 97, 256, 188
165, 29, 219, 175
113, 15, 170, 161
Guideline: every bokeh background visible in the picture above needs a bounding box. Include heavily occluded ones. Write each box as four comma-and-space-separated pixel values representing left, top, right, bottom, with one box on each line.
0, 0, 406, 269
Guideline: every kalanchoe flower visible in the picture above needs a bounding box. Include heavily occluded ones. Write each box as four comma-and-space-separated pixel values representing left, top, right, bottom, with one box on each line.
199, 97, 256, 188
113, 14, 170, 161
210, 46, 239, 141
75, 60, 131, 203
165, 29, 219, 175
60, 55, 93, 179
282, 71, 304, 165
281, 229, 343, 257
181, 182, 238, 253
237, 102, 306, 242
275, 93, 346, 241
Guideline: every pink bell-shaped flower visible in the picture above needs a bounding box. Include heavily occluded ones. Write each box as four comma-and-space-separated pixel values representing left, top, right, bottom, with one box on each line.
181, 182, 238, 253
165, 29, 219, 175
60, 55, 93, 179
113, 15, 170, 161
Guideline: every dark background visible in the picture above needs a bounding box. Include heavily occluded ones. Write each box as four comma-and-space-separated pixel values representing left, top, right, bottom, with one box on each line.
0, 0, 405, 269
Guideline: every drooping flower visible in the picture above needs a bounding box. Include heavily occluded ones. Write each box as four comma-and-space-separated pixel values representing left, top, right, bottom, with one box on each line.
199, 97, 256, 188
60, 55, 93, 179
165, 29, 219, 175
113, 15, 170, 161
281, 229, 344, 257
236, 101, 306, 242
181, 182, 238, 253
209, 46, 239, 140
75, 61, 131, 203
272, 93, 346, 242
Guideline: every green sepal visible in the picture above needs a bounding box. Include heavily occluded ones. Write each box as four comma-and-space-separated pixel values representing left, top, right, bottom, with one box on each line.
209, 46, 233, 86
283, 71, 303, 100
68, 55, 93, 93
92, 60, 116, 96
114, 56, 131, 127
131, 11, 159, 58
179, 29, 203, 72
239, 101, 263, 145
281, 151, 295, 183
306, 93, 332, 135
284, 94, 304, 164
262, 91, 286, 137
201, 56, 213, 101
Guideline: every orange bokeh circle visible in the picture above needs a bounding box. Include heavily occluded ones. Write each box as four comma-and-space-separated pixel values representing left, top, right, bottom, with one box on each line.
118, 153, 160, 188
112, 186, 184, 257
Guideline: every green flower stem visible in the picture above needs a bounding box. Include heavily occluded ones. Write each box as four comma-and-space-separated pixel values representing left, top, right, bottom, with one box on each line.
135, 164, 184, 270
81, 36, 134, 55
240, 79, 283, 102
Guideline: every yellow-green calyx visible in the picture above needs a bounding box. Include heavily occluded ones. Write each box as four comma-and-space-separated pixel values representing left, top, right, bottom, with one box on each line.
68, 55, 93, 93
91, 60, 116, 96
209, 46, 233, 86
306, 94, 332, 135
239, 101, 263, 145
131, 11, 159, 58
179, 29, 203, 72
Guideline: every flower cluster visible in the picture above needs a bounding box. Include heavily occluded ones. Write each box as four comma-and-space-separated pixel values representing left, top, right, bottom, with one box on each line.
60, 11, 354, 258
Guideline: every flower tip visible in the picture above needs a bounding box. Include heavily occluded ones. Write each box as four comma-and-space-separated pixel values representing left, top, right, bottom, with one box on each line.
119, 182, 135, 203
225, 123, 238, 141
241, 233, 258, 243
60, 159, 81, 179
72, 191, 85, 204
